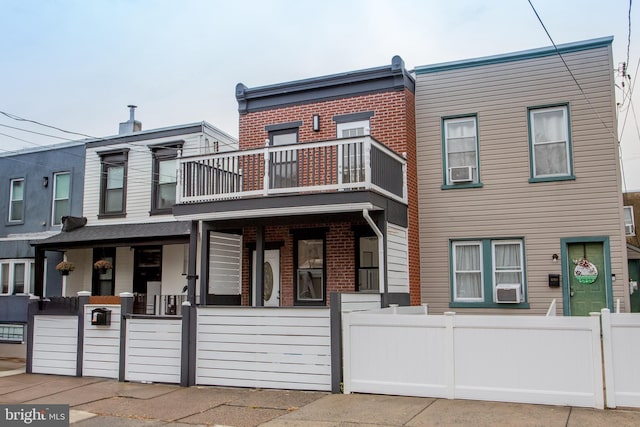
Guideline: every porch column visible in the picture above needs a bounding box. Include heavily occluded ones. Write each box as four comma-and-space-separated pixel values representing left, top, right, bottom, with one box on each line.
255, 225, 265, 306
187, 221, 199, 306
199, 222, 212, 306
34, 247, 45, 298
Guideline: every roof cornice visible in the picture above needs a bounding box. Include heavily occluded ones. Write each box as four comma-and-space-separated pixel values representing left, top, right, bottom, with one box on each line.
415, 36, 614, 75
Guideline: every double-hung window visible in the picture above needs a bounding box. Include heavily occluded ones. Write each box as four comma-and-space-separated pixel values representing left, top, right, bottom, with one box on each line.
528, 105, 573, 181
151, 145, 181, 214
443, 116, 479, 186
52, 172, 71, 226
8, 178, 24, 223
451, 238, 526, 307
0, 260, 34, 295
99, 150, 128, 217
624, 206, 635, 236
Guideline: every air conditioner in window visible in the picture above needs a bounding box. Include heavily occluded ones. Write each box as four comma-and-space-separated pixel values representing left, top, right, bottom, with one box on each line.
625, 224, 635, 236
495, 284, 522, 303
449, 166, 473, 183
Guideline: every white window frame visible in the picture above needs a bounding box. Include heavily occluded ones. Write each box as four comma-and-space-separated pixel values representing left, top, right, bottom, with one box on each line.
529, 105, 571, 179
8, 178, 25, 223
52, 172, 71, 226
491, 240, 524, 301
337, 120, 370, 138
624, 206, 635, 236
452, 241, 484, 302
443, 116, 479, 185
0, 259, 34, 295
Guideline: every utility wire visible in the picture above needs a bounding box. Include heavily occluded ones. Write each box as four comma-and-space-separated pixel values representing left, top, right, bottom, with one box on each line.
627, 0, 633, 71
527, 0, 615, 139
0, 110, 95, 139
0, 123, 70, 140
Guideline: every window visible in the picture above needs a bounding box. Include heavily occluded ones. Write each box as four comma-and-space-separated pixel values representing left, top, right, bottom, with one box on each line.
151, 145, 181, 214
52, 172, 70, 226
269, 128, 298, 188
451, 239, 526, 307
99, 150, 128, 217
443, 116, 479, 186
528, 105, 573, 181
8, 178, 24, 222
295, 235, 325, 304
337, 120, 370, 184
0, 324, 25, 343
624, 206, 635, 236
357, 236, 379, 291
0, 260, 34, 294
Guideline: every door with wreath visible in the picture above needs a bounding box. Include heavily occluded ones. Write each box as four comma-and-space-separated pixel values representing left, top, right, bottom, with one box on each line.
567, 242, 607, 316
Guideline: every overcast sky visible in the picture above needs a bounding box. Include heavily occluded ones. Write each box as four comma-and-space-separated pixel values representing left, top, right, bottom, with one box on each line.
2, 0, 640, 189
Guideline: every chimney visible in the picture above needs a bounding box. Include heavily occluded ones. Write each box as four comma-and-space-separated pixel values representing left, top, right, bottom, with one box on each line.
118, 105, 142, 134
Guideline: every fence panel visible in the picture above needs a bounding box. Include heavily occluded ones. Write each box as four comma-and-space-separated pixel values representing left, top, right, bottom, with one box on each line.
82, 304, 121, 379
125, 317, 182, 384
32, 315, 78, 376
196, 307, 331, 391
343, 310, 603, 408
602, 309, 640, 408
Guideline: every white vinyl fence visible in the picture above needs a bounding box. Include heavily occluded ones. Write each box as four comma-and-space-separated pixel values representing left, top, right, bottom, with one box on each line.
82, 305, 121, 379
32, 315, 78, 376
196, 307, 331, 391
125, 317, 182, 384
343, 308, 604, 408
602, 308, 640, 408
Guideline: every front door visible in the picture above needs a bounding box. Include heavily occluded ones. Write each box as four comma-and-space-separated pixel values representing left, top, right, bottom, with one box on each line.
567, 242, 608, 316
252, 249, 280, 306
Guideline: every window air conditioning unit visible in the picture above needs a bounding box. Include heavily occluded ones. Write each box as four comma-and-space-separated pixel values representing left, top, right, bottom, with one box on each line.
495, 284, 522, 303
449, 166, 473, 183
625, 224, 635, 236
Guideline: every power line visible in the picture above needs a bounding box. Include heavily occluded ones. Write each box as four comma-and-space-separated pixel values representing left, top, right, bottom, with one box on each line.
627, 0, 633, 71
0, 123, 70, 140
527, 0, 615, 139
0, 110, 95, 139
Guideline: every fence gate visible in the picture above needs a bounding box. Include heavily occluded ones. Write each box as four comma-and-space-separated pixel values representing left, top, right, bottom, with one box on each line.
32, 315, 78, 376
124, 317, 182, 384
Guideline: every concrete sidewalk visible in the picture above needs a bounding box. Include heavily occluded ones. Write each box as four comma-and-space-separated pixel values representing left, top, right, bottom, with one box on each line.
0, 372, 638, 426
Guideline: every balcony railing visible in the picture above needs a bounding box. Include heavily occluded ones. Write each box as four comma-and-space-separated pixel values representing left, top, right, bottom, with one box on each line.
176, 136, 407, 205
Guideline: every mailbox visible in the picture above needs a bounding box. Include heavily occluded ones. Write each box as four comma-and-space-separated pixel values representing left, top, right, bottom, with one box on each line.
91, 307, 111, 326
548, 274, 560, 288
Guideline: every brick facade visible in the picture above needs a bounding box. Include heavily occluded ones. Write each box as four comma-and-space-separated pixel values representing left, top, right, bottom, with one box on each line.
237, 88, 421, 306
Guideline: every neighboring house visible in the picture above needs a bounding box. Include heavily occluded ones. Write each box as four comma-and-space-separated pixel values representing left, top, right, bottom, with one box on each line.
415, 36, 628, 315
0, 141, 85, 297
33, 108, 237, 314
622, 192, 640, 312
173, 56, 420, 307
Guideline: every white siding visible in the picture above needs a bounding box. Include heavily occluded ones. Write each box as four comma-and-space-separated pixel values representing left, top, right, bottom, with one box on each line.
196, 307, 331, 391
387, 223, 409, 294
415, 44, 626, 314
32, 315, 78, 376
82, 304, 121, 379
114, 247, 134, 296
125, 317, 182, 384
208, 232, 242, 295
162, 244, 188, 295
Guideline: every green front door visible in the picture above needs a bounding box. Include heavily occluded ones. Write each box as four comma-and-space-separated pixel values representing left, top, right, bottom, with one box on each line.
629, 259, 640, 312
567, 242, 607, 316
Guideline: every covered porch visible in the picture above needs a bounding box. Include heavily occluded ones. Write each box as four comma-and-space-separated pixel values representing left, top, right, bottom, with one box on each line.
32, 220, 191, 315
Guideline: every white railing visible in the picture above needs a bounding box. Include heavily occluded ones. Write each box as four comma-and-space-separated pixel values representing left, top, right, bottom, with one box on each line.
176, 136, 406, 205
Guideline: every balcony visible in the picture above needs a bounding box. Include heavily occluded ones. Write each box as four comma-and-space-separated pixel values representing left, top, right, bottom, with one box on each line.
176, 136, 406, 206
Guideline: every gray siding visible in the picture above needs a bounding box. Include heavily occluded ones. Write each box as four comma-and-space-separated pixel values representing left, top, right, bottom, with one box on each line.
415, 45, 627, 314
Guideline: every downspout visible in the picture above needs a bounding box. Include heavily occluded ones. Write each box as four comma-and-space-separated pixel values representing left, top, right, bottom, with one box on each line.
362, 209, 386, 301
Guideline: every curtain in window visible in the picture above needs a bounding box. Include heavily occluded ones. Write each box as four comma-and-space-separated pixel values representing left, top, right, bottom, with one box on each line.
447, 120, 476, 169
533, 109, 568, 176
455, 244, 482, 299
494, 243, 522, 285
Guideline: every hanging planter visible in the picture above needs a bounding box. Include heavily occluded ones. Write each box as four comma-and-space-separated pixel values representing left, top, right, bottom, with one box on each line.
55, 261, 75, 276
93, 259, 113, 274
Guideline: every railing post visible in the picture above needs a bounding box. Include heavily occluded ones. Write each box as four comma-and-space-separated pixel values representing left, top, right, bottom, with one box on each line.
176, 149, 183, 205
337, 141, 344, 188
263, 139, 270, 196
119, 292, 134, 382
364, 138, 372, 190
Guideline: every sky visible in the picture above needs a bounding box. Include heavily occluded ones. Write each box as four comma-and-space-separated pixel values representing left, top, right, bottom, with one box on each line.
1, 0, 640, 188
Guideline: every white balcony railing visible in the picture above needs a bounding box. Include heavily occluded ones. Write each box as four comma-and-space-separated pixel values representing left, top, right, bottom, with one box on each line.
176, 136, 407, 205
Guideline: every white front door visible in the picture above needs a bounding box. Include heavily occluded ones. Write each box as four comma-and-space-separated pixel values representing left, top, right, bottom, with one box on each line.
252, 249, 280, 306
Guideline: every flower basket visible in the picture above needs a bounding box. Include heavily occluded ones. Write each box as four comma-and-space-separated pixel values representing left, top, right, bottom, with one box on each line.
55, 261, 75, 276
93, 259, 113, 274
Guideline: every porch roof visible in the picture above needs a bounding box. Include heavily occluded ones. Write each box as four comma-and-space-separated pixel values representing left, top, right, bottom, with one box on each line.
32, 221, 192, 250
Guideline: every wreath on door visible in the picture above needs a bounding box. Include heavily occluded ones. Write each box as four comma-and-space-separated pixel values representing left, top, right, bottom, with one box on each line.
573, 258, 598, 284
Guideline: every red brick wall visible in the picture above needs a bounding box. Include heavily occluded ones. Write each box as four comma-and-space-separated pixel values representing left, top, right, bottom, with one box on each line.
238, 88, 421, 305
242, 222, 360, 306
